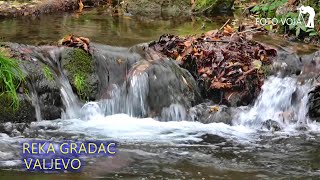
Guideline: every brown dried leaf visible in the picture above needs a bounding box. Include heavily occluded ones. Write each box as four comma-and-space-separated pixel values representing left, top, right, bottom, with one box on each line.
205, 29, 218, 36
79, 37, 90, 45
223, 25, 234, 35
211, 81, 232, 89
184, 41, 192, 47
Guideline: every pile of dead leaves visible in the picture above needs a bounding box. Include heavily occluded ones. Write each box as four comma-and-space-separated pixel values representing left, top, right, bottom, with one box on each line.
61, 35, 90, 53
148, 26, 277, 106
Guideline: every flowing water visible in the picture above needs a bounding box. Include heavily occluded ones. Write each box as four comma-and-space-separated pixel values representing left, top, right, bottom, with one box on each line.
1, 8, 320, 179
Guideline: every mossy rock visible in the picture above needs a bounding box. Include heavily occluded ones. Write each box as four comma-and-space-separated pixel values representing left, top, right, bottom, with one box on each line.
61, 48, 99, 101
0, 93, 36, 123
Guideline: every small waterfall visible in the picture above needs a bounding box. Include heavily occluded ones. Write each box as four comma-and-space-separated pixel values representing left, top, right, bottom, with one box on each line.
99, 71, 149, 118
59, 74, 81, 119
28, 82, 42, 121
295, 82, 311, 126
30, 47, 81, 119
125, 72, 149, 117
234, 76, 312, 129
22, 63, 42, 121
161, 104, 187, 121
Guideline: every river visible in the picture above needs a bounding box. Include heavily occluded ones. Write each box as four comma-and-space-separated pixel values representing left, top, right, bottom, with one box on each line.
0, 7, 320, 179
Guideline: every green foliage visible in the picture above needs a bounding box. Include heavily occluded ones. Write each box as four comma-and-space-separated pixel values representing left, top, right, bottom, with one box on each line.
74, 73, 88, 100
251, 0, 287, 17
0, 51, 25, 110
42, 65, 54, 81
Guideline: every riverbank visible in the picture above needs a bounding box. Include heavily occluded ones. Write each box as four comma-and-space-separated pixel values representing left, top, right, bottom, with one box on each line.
0, 0, 107, 18
0, 0, 76, 17
0, 0, 236, 18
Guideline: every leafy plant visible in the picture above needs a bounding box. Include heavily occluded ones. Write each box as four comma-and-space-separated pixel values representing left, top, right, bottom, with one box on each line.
251, 0, 288, 17
0, 51, 25, 109
42, 65, 54, 81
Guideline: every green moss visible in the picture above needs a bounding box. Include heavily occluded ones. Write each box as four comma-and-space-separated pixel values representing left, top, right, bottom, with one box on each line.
0, 93, 19, 115
63, 48, 93, 101
74, 73, 88, 100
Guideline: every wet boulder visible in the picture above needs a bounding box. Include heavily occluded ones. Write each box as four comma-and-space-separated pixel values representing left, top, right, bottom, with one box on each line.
306, 51, 320, 121
262, 119, 282, 131
21, 60, 63, 121
272, 50, 303, 77
308, 85, 320, 121
189, 103, 234, 124
299, 50, 320, 80
1, 43, 65, 121
0, 122, 29, 136
128, 58, 202, 120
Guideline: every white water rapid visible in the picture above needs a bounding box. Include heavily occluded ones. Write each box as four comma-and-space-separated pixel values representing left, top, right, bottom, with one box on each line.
40, 76, 319, 144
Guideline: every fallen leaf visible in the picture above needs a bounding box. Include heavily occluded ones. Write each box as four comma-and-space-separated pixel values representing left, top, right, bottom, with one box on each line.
184, 41, 192, 47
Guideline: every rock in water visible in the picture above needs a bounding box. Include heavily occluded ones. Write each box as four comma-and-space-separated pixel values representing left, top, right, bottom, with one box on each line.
309, 85, 320, 121
262, 119, 282, 131
189, 103, 234, 124
0, 94, 36, 123
127, 58, 202, 120
145, 59, 202, 118
307, 51, 320, 121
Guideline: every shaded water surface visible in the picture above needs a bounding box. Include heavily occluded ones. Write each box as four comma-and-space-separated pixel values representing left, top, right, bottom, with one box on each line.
0, 7, 229, 46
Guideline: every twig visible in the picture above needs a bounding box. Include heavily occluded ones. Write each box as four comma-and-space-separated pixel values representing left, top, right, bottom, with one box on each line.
237, 26, 265, 34
204, 40, 233, 43
204, 40, 245, 45
200, 3, 215, 14
219, 19, 230, 31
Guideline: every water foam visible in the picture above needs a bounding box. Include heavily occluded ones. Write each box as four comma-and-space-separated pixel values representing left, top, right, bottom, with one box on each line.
56, 114, 255, 143
234, 76, 320, 132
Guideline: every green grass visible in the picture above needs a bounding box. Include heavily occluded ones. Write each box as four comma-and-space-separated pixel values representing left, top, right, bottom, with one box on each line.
0, 51, 25, 109
42, 65, 54, 81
